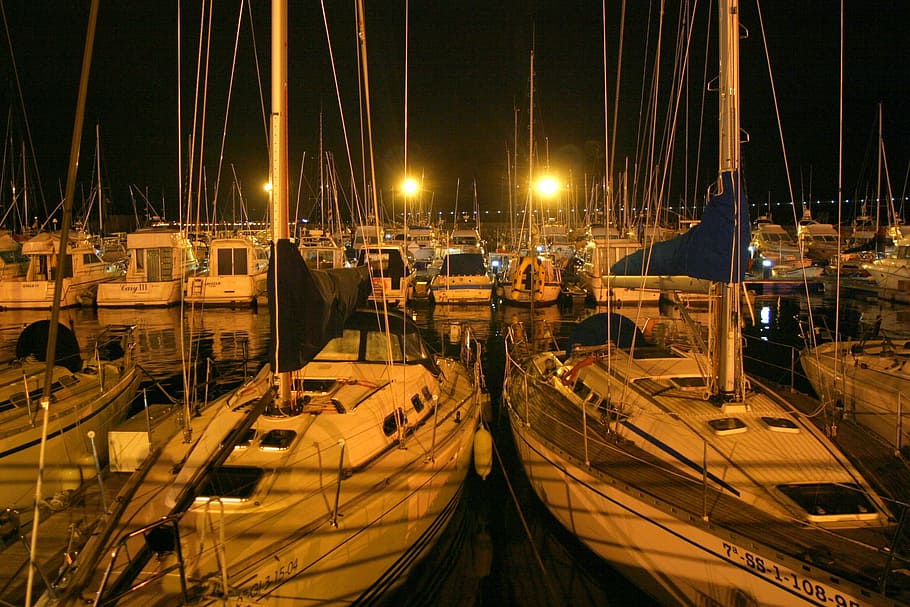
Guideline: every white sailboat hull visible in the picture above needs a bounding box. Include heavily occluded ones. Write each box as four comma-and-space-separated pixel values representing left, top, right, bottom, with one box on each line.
508, 417, 874, 607
0, 347, 140, 509
42, 324, 487, 606
504, 343, 903, 607
801, 339, 910, 452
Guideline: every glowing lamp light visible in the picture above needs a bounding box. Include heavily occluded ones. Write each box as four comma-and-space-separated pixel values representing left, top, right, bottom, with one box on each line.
762, 259, 773, 268
536, 176, 560, 197
263, 182, 273, 193
402, 178, 419, 197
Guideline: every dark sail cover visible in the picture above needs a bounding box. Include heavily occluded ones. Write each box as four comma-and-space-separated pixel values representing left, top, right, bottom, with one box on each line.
611, 171, 750, 282
268, 239, 370, 372
16, 320, 83, 373
439, 253, 487, 276
568, 312, 649, 354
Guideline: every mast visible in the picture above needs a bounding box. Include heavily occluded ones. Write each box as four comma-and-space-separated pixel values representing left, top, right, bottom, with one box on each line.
28, 1, 101, 602
271, 0, 290, 405
527, 49, 535, 254
715, 0, 743, 400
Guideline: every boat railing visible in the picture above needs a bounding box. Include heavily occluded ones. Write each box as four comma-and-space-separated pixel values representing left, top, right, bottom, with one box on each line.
91, 515, 189, 607
504, 325, 730, 519
504, 327, 910, 574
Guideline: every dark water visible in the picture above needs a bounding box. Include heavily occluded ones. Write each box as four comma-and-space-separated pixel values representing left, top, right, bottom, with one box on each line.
3, 283, 902, 606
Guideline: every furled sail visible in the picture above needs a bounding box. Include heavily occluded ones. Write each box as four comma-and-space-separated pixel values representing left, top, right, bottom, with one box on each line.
268, 239, 370, 372
610, 172, 750, 283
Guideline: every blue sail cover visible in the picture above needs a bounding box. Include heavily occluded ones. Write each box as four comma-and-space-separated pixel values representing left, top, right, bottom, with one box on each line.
611, 171, 750, 282
268, 239, 370, 372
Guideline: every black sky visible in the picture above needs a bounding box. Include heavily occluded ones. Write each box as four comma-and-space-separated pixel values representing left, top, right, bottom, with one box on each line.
1, 1, 908, 228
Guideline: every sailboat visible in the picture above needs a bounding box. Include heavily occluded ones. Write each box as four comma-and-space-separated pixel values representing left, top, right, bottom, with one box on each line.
800, 328, 910, 455
32, 3, 487, 606
499, 51, 563, 308
503, 2, 910, 606
0, 321, 140, 511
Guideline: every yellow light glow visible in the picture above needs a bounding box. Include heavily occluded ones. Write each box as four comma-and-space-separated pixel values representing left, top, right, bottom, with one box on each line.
263, 182, 273, 193
402, 178, 419, 197
536, 176, 560, 197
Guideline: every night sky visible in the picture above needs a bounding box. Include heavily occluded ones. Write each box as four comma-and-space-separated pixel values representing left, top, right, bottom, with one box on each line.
1, 1, 907, 228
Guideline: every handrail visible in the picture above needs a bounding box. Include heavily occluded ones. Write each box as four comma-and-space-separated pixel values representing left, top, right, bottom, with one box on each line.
92, 516, 188, 607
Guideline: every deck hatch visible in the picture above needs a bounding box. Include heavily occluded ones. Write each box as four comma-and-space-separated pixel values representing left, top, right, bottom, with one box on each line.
707, 417, 747, 435
761, 416, 800, 433
777, 482, 878, 521
196, 465, 264, 501
259, 429, 296, 451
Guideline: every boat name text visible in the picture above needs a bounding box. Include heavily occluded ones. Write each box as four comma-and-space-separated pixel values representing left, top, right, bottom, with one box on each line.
722, 542, 864, 606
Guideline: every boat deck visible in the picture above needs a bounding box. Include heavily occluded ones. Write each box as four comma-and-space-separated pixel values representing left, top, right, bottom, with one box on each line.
507, 364, 910, 604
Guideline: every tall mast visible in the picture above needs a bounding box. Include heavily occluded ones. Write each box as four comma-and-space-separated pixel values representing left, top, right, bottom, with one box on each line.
527, 49, 535, 252
271, 0, 290, 405
715, 0, 743, 399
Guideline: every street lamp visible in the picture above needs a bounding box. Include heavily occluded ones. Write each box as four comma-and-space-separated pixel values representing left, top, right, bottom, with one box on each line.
535, 175, 560, 198
402, 177, 419, 198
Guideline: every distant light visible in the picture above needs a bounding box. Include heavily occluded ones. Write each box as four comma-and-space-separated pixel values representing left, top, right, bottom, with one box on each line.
760, 305, 772, 326
536, 176, 560, 197
263, 182, 272, 193
402, 178, 419, 197
762, 259, 773, 268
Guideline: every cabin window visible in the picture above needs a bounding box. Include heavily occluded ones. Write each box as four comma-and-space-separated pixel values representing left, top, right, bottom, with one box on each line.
572, 380, 592, 401
670, 377, 706, 390
314, 329, 361, 361
58, 375, 79, 388
421, 386, 433, 402
232, 429, 257, 450
50, 254, 74, 278
404, 332, 425, 361
411, 393, 424, 413
196, 466, 264, 501
366, 330, 403, 362
259, 429, 296, 451
363, 252, 390, 271
296, 378, 336, 394
382, 408, 407, 436
0, 250, 26, 264
146, 248, 171, 281
217, 247, 248, 275
135, 249, 145, 270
